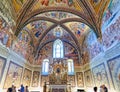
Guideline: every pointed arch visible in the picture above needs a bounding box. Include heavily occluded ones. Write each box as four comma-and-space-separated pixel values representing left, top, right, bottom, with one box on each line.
53, 39, 64, 58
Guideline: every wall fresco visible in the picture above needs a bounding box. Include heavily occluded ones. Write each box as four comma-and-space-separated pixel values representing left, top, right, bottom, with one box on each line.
32, 71, 40, 87
36, 40, 79, 65
102, 0, 120, 26
12, 30, 31, 56
76, 72, 84, 87
86, 31, 97, 46
36, 42, 53, 65
4, 61, 23, 88
84, 69, 93, 87
102, 16, 120, 50
12, 30, 34, 64
86, 31, 103, 59
107, 55, 120, 91
68, 75, 76, 87
64, 42, 79, 66
0, 56, 6, 83
88, 42, 103, 59
41, 75, 49, 87
22, 68, 32, 86
82, 44, 90, 65
92, 63, 109, 88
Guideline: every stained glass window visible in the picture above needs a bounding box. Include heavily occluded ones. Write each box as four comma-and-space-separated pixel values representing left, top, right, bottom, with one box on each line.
67, 59, 74, 75
42, 59, 49, 75
53, 39, 64, 58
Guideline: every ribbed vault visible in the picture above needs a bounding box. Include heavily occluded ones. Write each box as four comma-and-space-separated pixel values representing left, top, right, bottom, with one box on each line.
0, 0, 111, 65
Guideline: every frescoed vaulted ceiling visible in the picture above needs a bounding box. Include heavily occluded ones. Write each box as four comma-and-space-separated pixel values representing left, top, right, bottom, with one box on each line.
0, 0, 111, 66
35, 11, 79, 21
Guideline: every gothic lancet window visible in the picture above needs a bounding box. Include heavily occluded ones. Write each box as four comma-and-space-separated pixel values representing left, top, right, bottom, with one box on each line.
53, 39, 64, 58
67, 59, 74, 75
42, 59, 49, 75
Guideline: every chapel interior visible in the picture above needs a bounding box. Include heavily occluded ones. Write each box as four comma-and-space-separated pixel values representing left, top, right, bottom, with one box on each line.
0, 0, 120, 92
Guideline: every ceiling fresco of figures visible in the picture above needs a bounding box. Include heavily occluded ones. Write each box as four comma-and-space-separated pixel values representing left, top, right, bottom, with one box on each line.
102, 0, 120, 28
30, 0, 82, 12
40, 26, 76, 45
65, 22, 89, 37
23, 20, 53, 46
0, 0, 112, 65
35, 11, 79, 21
64, 22, 90, 43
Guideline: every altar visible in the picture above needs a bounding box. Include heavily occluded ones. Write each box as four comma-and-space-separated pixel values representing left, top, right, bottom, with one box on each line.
49, 85, 67, 92
42, 59, 72, 92
47, 59, 71, 92
49, 59, 68, 85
